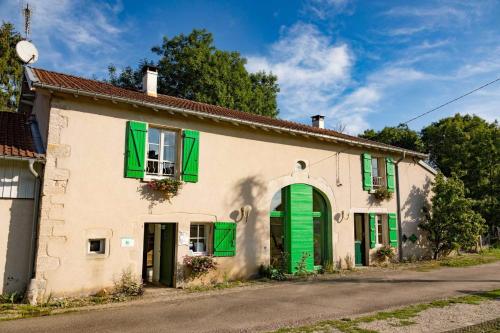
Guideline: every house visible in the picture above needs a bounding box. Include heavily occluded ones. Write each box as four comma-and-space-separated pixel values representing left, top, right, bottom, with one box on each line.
0, 111, 44, 294
4, 66, 435, 300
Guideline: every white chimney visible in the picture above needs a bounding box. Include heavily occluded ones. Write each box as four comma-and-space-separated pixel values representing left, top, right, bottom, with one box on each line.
311, 115, 325, 129
142, 65, 158, 97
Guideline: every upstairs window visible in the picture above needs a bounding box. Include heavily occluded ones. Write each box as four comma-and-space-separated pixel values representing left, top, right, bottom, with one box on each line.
147, 128, 177, 177
371, 157, 386, 189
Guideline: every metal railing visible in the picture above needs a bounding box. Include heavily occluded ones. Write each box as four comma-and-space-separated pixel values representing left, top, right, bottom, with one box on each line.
372, 176, 386, 188
146, 160, 175, 177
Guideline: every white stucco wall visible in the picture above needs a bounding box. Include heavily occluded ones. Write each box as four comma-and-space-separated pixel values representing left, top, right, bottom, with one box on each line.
0, 198, 34, 294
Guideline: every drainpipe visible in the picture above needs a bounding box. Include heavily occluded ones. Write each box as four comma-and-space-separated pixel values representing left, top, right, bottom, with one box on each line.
27, 159, 43, 281
394, 152, 405, 262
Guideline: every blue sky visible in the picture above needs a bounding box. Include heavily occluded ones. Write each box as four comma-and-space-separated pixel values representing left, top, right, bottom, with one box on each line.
1, 0, 499, 133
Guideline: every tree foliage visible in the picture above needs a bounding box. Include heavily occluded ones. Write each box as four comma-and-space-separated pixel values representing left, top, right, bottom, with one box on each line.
359, 124, 424, 152
420, 173, 486, 259
422, 114, 499, 229
0, 22, 23, 112
109, 29, 279, 118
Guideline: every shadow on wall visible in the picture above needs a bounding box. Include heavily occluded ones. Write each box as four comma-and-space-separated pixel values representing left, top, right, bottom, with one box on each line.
401, 176, 432, 260
3, 199, 34, 294
227, 175, 267, 279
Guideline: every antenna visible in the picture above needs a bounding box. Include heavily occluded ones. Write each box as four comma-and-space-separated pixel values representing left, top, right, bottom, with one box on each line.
16, 1, 38, 65
23, 2, 32, 40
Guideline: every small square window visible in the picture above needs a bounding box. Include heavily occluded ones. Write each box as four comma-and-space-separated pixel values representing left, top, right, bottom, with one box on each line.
189, 223, 209, 255
88, 239, 105, 254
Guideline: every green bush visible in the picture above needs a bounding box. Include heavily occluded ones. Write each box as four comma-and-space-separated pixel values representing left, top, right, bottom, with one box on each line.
183, 255, 217, 279
376, 245, 395, 262
113, 269, 144, 297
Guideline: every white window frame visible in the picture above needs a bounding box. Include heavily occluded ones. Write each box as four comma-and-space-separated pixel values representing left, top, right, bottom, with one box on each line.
87, 238, 106, 255
145, 127, 178, 179
189, 223, 210, 256
371, 157, 386, 189
375, 215, 384, 246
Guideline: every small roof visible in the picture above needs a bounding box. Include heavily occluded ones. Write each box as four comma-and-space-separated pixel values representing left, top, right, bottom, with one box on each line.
0, 111, 42, 159
27, 67, 428, 158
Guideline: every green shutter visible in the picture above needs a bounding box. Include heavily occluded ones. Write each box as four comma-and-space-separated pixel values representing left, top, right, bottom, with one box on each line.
213, 222, 236, 257
285, 184, 314, 273
125, 121, 147, 178
386, 157, 395, 193
362, 153, 372, 191
388, 213, 398, 248
369, 213, 376, 249
182, 130, 199, 183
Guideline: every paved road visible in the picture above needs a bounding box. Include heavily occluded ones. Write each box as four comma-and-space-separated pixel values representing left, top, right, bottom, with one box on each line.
2, 262, 500, 332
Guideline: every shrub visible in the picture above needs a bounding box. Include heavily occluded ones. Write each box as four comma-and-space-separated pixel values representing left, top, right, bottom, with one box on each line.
113, 269, 144, 297
376, 245, 395, 262
183, 255, 217, 279
260, 252, 289, 281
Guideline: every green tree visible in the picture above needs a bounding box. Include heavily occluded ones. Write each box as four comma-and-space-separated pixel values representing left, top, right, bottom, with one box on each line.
421, 114, 499, 229
420, 173, 486, 259
109, 29, 279, 118
359, 124, 424, 152
0, 22, 23, 112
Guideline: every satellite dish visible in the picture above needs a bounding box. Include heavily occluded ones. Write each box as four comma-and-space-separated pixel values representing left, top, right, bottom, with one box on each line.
16, 40, 38, 64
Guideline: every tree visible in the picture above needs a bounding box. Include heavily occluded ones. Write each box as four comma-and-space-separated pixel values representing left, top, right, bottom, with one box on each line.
359, 124, 424, 152
0, 22, 23, 112
421, 114, 499, 230
420, 173, 486, 259
109, 29, 279, 118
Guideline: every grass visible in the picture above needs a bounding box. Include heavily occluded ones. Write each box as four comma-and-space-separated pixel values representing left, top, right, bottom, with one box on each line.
0, 293, 140, 321
413, 248, 500, 271
185, 280, 258, 293
271, 289, 500, 333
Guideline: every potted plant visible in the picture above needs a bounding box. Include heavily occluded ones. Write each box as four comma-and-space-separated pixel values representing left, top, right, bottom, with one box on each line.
146, 178, 183, 201
373, 187, 393, 201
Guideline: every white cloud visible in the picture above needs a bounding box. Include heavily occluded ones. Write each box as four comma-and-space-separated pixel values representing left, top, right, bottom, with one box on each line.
0, 0, 127, 76
247, 23, 353, 124
302, 0, 352, 19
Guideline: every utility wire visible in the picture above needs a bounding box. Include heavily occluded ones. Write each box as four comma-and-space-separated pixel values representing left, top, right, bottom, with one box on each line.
402, 77, 500, 125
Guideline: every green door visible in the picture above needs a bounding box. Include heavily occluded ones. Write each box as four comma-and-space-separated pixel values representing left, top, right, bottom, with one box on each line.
354, 214, 365, 266
160, 224, 176, 286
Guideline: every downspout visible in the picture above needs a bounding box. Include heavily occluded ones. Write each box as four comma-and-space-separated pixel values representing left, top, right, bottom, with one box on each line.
27, 159, 43, 282
394, 152, 405, 262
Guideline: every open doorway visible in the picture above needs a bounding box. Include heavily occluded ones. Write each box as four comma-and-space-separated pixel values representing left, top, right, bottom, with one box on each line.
142, 223, 176, 287
354, 214, 367, 266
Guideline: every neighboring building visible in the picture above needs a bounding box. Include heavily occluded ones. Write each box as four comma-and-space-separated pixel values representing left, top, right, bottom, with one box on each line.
5, 67, 435, 300
0, 111, 44, 294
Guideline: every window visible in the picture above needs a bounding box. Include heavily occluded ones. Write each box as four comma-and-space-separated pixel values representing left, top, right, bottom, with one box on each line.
371, 157, 385, 188
146, 127, 177, 177
376, 215, 383, 245
88, 239, 105, 254
189, 223, 209, 255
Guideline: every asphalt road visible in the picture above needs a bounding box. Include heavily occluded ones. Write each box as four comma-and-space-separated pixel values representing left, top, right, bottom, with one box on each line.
1, 262, 500, 332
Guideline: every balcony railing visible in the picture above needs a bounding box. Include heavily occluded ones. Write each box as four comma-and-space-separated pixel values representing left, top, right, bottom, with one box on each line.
372, 176, 386, 188
146, 160, 175, 177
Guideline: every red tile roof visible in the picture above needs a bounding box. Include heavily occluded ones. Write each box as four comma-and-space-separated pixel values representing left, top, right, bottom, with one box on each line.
0, 111, 41, 158
29, 67, 427, 158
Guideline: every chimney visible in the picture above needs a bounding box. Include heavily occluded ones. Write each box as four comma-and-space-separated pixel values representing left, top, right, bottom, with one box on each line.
142, 65, 158, 97
311, 115, 325, 129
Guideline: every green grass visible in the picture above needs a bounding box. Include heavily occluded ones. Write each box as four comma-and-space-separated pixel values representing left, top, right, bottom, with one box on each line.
0, 294, 139, 321
270, 289, 500, 333
185, 280, 256, 293
414, 248, 500, 271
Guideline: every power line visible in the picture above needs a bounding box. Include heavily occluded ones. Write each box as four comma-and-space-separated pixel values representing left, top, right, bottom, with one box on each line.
402, 77, 500, 125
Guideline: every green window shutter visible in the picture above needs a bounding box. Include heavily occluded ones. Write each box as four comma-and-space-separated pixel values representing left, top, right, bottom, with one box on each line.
388, 213, 398, 248
285, 184, 314, 273
213, 222, 236, 257
182, 130, 200, 183
125, 121, 147, 179
386, 157, 395, 193
369, 213, 376, 249
362, 153, 372, 191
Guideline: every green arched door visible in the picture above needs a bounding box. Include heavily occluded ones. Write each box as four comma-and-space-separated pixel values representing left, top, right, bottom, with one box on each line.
270, 184, 331, 273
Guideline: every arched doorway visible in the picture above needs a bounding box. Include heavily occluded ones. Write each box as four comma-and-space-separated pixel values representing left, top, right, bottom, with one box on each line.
270, 184, 332, 273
